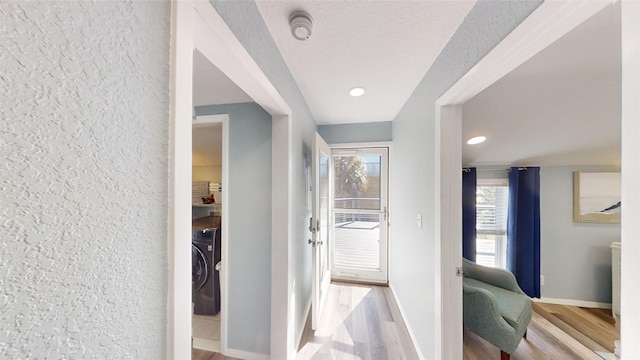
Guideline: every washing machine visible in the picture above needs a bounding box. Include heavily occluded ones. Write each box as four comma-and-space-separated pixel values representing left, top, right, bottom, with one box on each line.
192, 227, 221, 315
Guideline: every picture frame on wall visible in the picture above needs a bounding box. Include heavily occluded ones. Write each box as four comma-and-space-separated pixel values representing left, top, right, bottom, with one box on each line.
573, 171, 621, 224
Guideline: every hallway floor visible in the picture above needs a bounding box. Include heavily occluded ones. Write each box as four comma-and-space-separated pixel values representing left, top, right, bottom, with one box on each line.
297, 282, 419, 359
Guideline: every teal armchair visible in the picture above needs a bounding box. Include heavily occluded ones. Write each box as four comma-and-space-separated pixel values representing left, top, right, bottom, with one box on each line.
463, 258, 532, 360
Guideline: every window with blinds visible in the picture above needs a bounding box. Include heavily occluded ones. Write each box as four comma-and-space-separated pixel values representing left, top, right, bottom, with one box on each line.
476, 180, 509, 268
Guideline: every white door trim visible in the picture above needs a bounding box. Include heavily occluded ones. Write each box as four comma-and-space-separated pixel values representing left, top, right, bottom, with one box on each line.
620, 1, 640, 357
169, 2, 294, 359
434, 1, 615, 358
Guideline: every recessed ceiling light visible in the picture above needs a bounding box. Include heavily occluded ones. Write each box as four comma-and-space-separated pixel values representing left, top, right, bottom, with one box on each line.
349, 87, 366, 97
467, 136, 486, 145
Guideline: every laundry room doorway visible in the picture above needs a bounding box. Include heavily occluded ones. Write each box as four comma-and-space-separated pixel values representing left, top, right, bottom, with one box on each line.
169, 2, 294, 359
191, 111, 228, 353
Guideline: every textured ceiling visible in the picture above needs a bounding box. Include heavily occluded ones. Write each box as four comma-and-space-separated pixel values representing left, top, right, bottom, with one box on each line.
462, 4, 621, 167
256, 1, 476, 125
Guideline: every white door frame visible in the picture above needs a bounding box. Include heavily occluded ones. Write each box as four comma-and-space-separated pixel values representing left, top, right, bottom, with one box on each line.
311, 133, 332, 330
434, 1, 620, 358
330, 146, 389, 284
169, 2, 294, 359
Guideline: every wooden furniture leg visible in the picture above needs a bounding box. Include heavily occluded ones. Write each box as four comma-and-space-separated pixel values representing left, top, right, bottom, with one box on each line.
501, 350, 511, 360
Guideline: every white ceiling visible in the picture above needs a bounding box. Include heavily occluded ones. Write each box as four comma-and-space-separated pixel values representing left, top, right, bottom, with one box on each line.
192, 50, 245, 167
192, 2, 621, 168
193, 49, 253, 107
462, 4, 621, 167
256, 1, 476, 125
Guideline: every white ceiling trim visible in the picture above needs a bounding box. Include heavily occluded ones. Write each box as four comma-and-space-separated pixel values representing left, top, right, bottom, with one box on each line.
193, 2, 291, 116
439, 0, 615, 106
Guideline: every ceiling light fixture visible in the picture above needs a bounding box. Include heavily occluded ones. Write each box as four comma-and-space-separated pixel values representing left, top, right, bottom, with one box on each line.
289, 11, 313, 41
349, 87, 366, 97
466, 136, 487, 145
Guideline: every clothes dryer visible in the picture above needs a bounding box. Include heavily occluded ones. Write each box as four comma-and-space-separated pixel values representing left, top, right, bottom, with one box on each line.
192, 227, 221, 315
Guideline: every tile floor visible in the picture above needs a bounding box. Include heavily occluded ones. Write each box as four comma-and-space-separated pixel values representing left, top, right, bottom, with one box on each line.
193, 313, 221, 352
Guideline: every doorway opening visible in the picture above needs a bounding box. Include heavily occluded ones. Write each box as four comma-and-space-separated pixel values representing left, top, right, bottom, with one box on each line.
434, 2, 624, 359
169, 2, 293, 359
191, 115, 226, 353
330, 147, 389, 284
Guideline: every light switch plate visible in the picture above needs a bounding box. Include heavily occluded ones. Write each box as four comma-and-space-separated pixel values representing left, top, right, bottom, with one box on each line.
416, 213, 422, 228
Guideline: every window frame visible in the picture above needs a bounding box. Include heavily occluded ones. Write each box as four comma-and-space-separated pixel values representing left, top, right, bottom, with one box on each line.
476, 178, 509, 268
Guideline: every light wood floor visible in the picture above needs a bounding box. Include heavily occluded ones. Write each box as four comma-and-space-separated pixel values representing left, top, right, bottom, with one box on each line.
533, 302, 618, 354
464, 302, 619, 360
297, 282, 419, 360
194, 289, 619, 360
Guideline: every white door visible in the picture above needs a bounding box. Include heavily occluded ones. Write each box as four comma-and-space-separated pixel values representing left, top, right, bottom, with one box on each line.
310, 132, 332, 330
331, 147, 389, 283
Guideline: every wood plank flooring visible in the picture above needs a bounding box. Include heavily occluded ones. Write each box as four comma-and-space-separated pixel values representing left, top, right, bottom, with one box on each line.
464, 302, 619, 360
297, 282, 419, 360
533, 302, 619, 354
464, 312, 601, 360
194, 288, 619, 360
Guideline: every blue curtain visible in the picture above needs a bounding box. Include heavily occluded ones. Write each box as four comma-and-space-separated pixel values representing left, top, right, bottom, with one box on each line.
507, 167, 541, 298
462, 168, 477, 261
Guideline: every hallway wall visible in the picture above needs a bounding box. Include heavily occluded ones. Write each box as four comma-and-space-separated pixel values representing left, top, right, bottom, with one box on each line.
209, 0, 320, 353
390, 1, 542, 357
1, 2, 170, 358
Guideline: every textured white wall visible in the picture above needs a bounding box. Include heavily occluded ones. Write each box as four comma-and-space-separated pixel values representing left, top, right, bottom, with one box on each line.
0, 2, 170, 358
391, 1, 542, 357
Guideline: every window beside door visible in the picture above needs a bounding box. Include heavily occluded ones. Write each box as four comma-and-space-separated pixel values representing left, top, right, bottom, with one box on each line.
476, 179, 508, 268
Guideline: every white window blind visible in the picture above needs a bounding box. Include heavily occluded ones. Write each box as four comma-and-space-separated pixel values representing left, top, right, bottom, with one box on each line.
476, 179, 509, 268
477, 185, 508, 234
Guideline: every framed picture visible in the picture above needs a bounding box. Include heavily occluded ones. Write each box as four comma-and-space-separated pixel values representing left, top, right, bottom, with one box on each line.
573, 171, 621, 223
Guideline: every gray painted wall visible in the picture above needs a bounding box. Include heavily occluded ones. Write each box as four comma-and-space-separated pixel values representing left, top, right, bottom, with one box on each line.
318, 121, 392, 144
540, 166, 621, 303
209, 0, 319, 350
1, 2, 170, 358
390, 1, 542, 357
196, 103, 273, 353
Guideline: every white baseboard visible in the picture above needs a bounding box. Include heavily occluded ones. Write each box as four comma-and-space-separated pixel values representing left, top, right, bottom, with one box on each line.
535, 297, 612, 309
389, 284, 425, 360
296, 297, 312, 350
223, 348, 270, 360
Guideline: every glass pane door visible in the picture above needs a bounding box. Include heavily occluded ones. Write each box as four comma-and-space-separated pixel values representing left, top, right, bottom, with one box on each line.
331, 148, 388, 283
311, 133, 332, 329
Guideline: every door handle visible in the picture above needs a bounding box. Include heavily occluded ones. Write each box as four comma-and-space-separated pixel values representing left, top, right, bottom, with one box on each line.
309, 217, 316, 233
